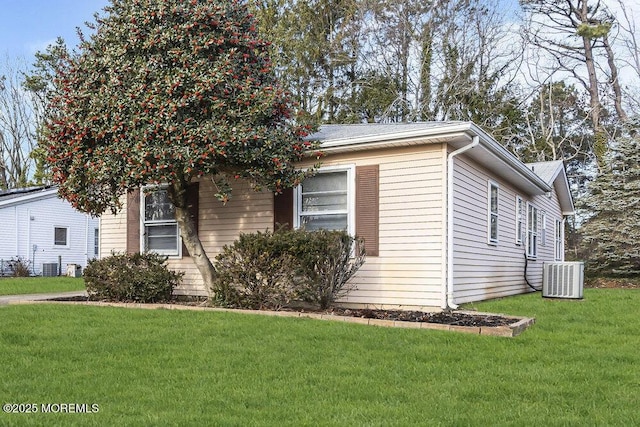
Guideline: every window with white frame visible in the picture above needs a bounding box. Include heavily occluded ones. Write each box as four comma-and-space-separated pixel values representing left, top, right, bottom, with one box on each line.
555, 219, 564, 261
54, 227, 69, 247
488, 182, 499, 244
515, 196, 525, 245
295, 167, 353, 234
541, 211, 547, 246
142, 187, 180, 256
527, 204, 538, 258
94, 228, 99, 257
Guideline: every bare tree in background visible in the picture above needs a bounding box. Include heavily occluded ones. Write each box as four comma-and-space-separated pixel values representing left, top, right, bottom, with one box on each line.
521, 0, 629, 168
613, 0, 640, 116
0, 57, 37, 190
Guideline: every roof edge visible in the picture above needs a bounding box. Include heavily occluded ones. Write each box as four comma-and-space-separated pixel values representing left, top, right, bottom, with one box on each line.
0, 186, 59, 208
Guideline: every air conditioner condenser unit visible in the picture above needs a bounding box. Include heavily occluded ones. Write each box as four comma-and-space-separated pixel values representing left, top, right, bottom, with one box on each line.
542, 262, 584, 299
42, 263, 59, 277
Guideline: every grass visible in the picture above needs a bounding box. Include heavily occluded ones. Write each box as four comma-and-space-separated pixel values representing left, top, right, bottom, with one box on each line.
1, 289, 639, 426
0, 277, 86, 296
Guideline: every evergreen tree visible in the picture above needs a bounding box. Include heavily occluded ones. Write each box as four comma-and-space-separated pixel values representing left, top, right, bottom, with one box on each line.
581, 121, 640, 276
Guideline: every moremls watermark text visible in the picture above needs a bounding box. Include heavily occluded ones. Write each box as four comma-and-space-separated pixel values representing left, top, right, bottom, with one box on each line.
3, 403, 100, 414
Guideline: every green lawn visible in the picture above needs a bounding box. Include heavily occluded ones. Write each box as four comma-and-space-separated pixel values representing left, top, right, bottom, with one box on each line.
1, 289, 638, 426
0, 277, 86, 296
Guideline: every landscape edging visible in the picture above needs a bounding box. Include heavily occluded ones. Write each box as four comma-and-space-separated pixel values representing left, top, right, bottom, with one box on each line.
7, 299, 535, 337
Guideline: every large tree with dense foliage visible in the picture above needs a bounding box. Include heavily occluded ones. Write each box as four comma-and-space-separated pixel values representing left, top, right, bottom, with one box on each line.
580, 121, 640, 276
45, 0, 318, 295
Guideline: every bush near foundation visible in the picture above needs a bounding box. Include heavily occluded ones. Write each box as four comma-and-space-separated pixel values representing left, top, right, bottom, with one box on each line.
212, 228, 365, 310
212, 230, 298, 310
84, 253, 182, 303
7, 257, 32, 277
293, 229, 366, 310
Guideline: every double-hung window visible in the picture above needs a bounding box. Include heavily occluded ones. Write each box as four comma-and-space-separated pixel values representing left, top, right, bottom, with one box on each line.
541, 211, 547, 246
527, 204, 538, 258
295, 166, 353, 234
555, 219, 564, 261
488, 182, 499, 244
142, 187, 180, 256
515, 196, 525, 245
94, 228, 99, 257
54, 227, 69, 247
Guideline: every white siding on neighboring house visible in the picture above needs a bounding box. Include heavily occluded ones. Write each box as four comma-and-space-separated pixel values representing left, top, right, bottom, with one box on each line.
300, 144, 447, 310
0, 192, 99, 275
451, 155, 564, 304
0, 206, 18, 268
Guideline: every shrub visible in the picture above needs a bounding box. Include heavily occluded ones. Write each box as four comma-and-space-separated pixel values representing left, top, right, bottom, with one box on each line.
294, 230, 366, 310
84, 252, 182, 303
8, 257, 32, 277
212, 228, 365, 310
212, 230, 298, 310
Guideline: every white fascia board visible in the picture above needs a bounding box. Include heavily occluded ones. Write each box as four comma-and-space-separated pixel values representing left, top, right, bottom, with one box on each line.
315, 122, 551, 195
467, 123, 551, 194
0, 188, 60, 208
555, 168, 576, 216
318, 122, 473, 153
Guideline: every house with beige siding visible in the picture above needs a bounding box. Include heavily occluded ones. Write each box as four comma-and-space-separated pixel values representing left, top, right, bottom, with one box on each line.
99, 121, 574, 310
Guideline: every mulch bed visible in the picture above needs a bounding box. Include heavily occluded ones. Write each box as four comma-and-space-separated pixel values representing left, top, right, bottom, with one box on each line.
585, 278, 640, 289
326, 308, 519, 327
48, 296, 519, 327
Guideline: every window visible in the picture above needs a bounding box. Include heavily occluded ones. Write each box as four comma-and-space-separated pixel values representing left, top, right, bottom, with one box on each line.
527, 204, 538, 258
488, 182, 499, 244
94, 228, 99, 257
555, 219, 564, 261
295, 166, 353, 234
54, 227, 68, 247
142, 187, 180, 256
541, 211, 547, 246
515, 196, 525, 245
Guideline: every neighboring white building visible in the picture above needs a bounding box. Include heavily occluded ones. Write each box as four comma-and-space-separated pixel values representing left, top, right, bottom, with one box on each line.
0, 186, 99, 276
100, 122, 575, 310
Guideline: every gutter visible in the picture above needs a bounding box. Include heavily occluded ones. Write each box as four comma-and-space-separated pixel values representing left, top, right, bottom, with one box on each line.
445, 135, 480, 310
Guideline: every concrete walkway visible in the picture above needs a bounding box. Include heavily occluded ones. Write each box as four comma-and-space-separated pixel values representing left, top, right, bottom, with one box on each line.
0, 290, 87, 305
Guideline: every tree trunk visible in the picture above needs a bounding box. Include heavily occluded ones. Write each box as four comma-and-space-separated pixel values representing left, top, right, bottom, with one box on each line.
577, 1, 606, 169
0, 132, 8, 190
603, 34, 628, 123
168, 179, 216, 299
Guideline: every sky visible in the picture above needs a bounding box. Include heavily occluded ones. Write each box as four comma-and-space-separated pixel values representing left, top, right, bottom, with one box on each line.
0, 0, 110, 59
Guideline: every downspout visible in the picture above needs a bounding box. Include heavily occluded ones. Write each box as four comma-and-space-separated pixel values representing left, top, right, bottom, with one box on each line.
14, 206, 19, 255
27, 209, 32, 264
445, 136, 480, 310
84, 215, 90, 266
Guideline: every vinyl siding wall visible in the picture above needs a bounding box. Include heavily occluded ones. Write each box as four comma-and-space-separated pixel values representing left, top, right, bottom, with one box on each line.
300, 144, 447, 310
99, 146, 446, 307
167, 179, 274, 296
99, 196, 127, 257
451, 155, 564, 304
99, 180, 274, 296
97, 143, 567, 309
